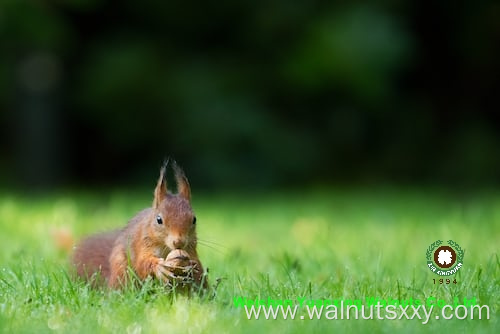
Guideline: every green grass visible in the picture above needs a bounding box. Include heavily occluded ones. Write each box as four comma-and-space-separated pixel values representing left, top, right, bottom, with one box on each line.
0, 187, 498, 333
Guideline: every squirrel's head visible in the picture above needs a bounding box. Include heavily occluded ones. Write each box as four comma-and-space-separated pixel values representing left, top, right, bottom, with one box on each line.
149, 161, 197, 253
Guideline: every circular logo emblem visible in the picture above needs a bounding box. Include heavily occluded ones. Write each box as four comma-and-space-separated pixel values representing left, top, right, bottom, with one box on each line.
426, 240, 464, 276
434, 245, 456, 269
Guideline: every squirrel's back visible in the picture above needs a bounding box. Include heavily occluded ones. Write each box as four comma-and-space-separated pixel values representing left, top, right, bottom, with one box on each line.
72, 208, 151, 283
72, 230, 119, 283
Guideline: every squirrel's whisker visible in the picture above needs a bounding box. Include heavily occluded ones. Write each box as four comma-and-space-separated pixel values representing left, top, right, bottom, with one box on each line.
197, 241, 226, 255
197, 238, 227, 249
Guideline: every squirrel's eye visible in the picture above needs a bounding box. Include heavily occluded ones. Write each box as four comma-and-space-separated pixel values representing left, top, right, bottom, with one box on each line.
156, 215, 163, 225
192, 216, 197, 225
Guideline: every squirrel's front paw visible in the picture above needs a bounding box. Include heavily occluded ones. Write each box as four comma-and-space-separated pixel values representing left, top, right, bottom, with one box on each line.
155, 258, 178, 282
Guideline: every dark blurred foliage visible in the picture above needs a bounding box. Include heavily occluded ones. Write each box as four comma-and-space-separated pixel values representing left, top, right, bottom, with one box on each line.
0, 0, 499, 190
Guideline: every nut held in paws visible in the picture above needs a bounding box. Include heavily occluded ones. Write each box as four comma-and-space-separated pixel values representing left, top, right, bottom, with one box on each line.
165, 249, 191, 275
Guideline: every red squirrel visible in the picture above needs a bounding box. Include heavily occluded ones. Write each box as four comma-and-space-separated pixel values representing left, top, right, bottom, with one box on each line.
72, 161, 207, 290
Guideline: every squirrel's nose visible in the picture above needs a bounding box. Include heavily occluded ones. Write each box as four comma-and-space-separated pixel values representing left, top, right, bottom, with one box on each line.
172, 238, 185, 249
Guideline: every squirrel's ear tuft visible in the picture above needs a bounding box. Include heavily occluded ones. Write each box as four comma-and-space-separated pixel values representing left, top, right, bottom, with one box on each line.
173, 161, 191, 201
153, 160, 168, 208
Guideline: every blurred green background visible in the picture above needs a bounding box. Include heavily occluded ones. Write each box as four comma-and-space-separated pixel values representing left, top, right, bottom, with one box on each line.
0, 0, 499, 190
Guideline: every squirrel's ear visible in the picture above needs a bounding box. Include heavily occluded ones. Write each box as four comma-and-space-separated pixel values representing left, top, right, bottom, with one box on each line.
153, 162, 168, 208
173, 161, 191, 201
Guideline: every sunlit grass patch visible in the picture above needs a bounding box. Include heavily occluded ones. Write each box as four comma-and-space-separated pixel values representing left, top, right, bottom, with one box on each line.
0, 188, 498, 333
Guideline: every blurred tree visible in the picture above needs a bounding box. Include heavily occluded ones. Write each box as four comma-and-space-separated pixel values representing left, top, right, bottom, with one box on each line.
0, 0, 498, 189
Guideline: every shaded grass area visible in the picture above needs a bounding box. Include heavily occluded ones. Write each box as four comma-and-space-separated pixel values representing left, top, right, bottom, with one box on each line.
0, 187, 498, 333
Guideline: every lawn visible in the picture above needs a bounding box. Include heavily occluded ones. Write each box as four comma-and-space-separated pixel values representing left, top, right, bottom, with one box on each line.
0, 187, 498, 333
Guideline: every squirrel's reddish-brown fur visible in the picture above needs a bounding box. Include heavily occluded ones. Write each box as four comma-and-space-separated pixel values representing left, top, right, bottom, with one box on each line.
72, 162, 207, 289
